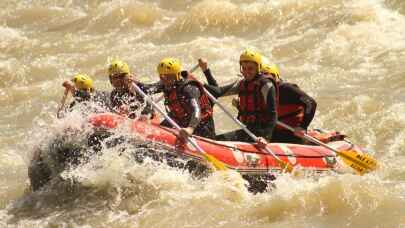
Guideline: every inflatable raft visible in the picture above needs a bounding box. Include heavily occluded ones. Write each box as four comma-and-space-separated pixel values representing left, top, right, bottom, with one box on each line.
89, 113, 362, 176
28, 112, 367, 192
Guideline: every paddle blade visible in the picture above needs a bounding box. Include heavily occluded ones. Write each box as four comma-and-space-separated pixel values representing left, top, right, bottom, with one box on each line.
277, 160, 294, 173
204, 154, 228, 171
338, 150, 378, 175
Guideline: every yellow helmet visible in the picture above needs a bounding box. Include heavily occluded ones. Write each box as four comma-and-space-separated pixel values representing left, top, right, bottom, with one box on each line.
157, 57, 182, 80
72, 74, 93, 91
239, 49, 262, 72
108, 59, 130, 76
261, 63, 280, 80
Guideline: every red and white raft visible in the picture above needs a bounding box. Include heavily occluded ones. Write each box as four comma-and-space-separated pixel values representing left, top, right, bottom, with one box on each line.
89, 113, 363, 175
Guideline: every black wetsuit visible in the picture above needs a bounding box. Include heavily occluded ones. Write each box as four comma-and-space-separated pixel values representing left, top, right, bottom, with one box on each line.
278, 82, 316, 130
271, 81, 317, 143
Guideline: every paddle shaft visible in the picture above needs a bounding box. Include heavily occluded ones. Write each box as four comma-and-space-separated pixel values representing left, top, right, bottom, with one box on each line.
276, 121, 339, 153
57, 89, 69, 118
277, 121, 363, 159
276, 120, 377, 172
203, 88, 293, 172
188, 64, 199, 73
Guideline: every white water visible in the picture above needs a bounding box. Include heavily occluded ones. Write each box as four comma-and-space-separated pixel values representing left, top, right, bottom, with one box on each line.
0, 0, 404, 227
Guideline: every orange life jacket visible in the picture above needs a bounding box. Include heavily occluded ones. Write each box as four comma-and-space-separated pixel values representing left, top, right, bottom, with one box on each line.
164, 78, 213, 127
237, 74, 279, 125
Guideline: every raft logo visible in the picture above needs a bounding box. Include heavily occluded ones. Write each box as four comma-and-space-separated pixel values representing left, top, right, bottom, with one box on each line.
227, 144, 244, 164
244, 153, 260, 167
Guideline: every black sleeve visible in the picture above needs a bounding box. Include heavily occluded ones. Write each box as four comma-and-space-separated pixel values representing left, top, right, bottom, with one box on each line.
203, 69, 218, 86
300, 94, 317, 129
182, 84, 202, 128
256, 82, 277, 140
282, 83, 317, 129
203, 81, 238, 98
267, 85, 277, 132
203, 84, 221, 98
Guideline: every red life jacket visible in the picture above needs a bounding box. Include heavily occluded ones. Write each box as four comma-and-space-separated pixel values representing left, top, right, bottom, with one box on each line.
276, 83, 305, 129
164, 78, 213, 127
277, 104, 304, 128
237, 74, 279, 125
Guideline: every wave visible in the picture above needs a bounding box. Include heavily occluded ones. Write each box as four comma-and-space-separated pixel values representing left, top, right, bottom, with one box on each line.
84, 1, 162, 33
385, 0, 405, 15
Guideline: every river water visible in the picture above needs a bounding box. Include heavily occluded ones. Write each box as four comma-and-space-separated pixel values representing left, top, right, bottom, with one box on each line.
0, 0, 404, 227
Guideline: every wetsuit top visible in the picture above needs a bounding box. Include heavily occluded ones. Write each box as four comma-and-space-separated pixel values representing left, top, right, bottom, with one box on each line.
278, 82, 317, 129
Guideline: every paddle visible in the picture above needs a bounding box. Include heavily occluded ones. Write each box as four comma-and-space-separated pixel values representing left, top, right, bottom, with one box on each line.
200, 85, 294, 173
57, 82, 72, 118
188, 64, 199, 73
130, 82, 228, 171
276, 121, 378, 175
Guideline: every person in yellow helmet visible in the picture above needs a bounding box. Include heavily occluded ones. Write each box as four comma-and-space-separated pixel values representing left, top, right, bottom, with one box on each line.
57, 74, 92, 118
57, 74, 109, 118
146, 57, 216, 140
197, 50, 279, 147
107, 59, 154, 119
260, 62, 317, 143
261, 63, 281, 82
66, 73, 94, 101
